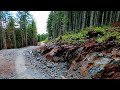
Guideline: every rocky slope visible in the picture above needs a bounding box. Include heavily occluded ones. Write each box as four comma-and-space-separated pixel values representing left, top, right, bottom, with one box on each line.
35, 26, 120, 79
1, 26, 120, 79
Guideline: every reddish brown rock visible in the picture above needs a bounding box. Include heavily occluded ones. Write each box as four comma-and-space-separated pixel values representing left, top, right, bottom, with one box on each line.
49, 47, 59, 56
112, 22, 120, 27
111, 72, 120, 79
35, 35, 120, 79
45, 54, 54, 61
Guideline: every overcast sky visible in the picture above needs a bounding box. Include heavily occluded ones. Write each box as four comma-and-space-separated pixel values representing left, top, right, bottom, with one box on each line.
12, 11, 50, 34
30, 11, 50, 34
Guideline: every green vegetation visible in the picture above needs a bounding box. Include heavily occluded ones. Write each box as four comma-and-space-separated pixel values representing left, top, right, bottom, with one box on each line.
0, 11, 37, 50
1, 11, 120, 50
37, 33, 48, 42
61, 29, 89, 44
47, 26, 120, 44
42, 38, 49, 43
47, 11, 120, 42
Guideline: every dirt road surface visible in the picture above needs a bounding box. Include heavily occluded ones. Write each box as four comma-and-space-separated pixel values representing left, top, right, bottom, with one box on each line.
0, 45, 68, 79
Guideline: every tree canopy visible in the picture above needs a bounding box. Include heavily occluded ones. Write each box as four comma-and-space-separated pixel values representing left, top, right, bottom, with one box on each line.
0, 11, 37, 49
47, 11, 120, 39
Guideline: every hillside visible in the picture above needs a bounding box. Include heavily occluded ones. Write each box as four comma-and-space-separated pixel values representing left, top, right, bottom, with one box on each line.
1, 11, 120, 79
36, 25, 120, 79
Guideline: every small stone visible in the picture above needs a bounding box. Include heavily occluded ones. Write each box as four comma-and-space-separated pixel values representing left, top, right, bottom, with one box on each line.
62, 71, 68, 76
29, 50, 32, 54
55, 74, 58, 77
98, 53, 104, 57
36, 58, 40, 61
113, 58, 120, 61
42, 66, 46, 69
47, 63, 53, 68
51, 75, 54, 78
53, 63, 58, 67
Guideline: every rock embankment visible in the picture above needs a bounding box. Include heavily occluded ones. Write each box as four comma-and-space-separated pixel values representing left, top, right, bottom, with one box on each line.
36, 37, 120, 79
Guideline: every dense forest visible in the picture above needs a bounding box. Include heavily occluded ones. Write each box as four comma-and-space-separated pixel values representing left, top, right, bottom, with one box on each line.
37, 33, 48, 42
0, 11, 37, 50
1, 11, 120, 49
47, 11, 120, 39
1, 11, 120, 79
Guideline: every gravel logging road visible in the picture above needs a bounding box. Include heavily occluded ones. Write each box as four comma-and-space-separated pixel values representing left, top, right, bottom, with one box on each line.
0, 44, 68, 79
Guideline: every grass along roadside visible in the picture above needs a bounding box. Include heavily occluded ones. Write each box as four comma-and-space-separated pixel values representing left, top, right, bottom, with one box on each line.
45, 26, 120, 45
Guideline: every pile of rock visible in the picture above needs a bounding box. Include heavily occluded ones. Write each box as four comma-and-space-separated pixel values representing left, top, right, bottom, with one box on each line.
35, 37, 120, 79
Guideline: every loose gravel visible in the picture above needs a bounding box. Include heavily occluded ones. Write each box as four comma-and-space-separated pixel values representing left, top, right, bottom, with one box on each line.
0, 46, 68, 79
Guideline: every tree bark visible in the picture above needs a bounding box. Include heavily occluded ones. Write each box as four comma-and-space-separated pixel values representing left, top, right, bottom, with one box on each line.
116, 11, 120, 22
2, 29, 7, 49
109, 11, 113, 24
13, 30, 16, 48
105, 11, 108, 25
90, 11, 94, 28
81, 11, 86, 30
101, 11, 105, 26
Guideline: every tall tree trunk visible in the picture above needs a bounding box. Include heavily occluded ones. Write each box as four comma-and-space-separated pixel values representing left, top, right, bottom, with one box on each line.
73, 12, 75, 32
78, 12, 81, 29
85, 11, 88, 27
101, 11, 105, 26
63, 11, 68, 34
0, 27, 2, 49
59, 16, 62, 36
116, 11, 120, 21
105, 11, 108, 25
53, 12, 57, 38
13, 30, 16, 48
76, 11, 79, 31
93, 11, 97, 26
81, 11, 86, 30
68, 11, 72, 32
0, 12, 3, 49
109, 11, 113, 24
2, 29, 7, 49
112, 11, 116, 23
0, 11, 7, 49
21, 28, 23, 47
90, 11, 94, 28
6, 30, 11, 48
25, 23, 28, 46
79, 12, 82, 29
